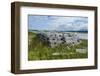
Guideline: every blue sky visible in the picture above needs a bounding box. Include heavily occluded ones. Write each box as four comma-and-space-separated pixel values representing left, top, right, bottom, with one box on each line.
28, 15, 88, 31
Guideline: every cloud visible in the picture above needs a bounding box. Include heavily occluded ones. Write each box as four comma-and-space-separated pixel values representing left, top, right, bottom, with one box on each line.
48, 16, 88, 31
28, 15, 88, 31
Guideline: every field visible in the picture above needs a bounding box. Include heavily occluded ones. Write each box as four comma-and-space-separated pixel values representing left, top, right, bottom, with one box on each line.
28, 31, 88, 61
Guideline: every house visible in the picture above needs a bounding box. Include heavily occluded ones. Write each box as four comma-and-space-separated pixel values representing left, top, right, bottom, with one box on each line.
63, 33, 80, 45
37, 32, 81, 48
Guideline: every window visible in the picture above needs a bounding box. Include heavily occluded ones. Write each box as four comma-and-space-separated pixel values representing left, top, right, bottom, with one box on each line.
59, 35, 62, 37
53, 38, 55, 40
47, 38, 49, 40
61, 38, 63, 40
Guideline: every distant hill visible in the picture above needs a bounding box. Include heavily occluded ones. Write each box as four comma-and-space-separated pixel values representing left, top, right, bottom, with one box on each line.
29, 29, 88, 33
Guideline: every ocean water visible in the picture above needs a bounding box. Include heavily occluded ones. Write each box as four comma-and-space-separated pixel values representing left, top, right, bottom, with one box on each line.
77, 33, 88, 40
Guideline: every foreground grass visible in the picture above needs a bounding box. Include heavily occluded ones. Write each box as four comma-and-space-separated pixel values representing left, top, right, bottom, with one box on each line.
28, 32, 88, 61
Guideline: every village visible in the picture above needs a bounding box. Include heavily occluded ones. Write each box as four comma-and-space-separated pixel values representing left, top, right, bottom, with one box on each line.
37, 32, 81, 48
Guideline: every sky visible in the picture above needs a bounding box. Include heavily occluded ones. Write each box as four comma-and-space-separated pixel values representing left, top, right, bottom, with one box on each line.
28, 15, 88, 31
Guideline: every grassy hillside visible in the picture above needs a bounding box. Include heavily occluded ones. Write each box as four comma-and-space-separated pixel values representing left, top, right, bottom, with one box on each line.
28, 32, 88, 61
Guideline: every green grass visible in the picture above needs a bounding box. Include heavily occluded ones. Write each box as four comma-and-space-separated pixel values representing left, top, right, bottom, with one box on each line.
28, 32, 88, 61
